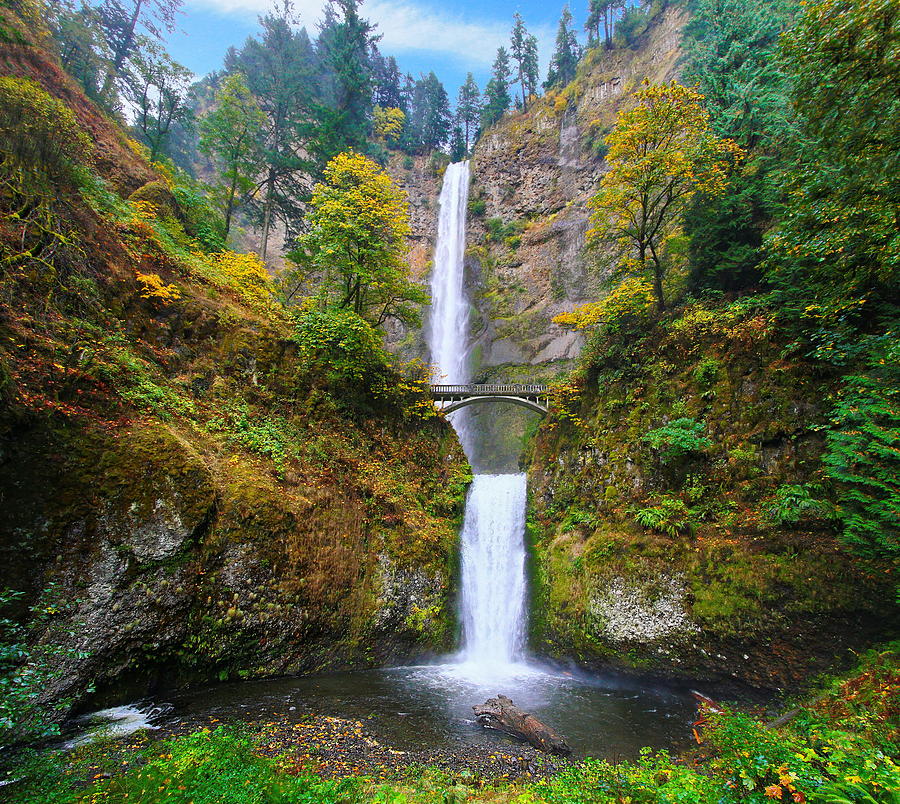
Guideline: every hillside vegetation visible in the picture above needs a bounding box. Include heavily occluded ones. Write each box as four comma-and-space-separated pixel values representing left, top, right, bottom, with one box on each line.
525, 0, 899, 689
0, 2, 468, 748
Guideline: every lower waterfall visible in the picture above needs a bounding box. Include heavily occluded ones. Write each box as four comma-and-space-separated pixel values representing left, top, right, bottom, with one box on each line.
458, 474, 529, 670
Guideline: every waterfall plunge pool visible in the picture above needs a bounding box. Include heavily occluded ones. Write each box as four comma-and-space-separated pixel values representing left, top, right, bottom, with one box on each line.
72, 663, 697, 761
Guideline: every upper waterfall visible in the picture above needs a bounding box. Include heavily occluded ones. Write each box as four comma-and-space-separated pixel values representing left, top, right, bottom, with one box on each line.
427, 161, 471, 387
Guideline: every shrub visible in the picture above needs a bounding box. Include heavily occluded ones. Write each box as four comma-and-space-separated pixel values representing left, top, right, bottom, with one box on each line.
764, 483, 835, 526
193, 250, 275, 312
467, 197, 486, 217
294, 306, 393, 399
643, 418, 712, 462
0, 77, 91, 186
634, 495, 695, 537
554, 277, 656, 334
0, 587, 90, 755
693, 356, 721, 388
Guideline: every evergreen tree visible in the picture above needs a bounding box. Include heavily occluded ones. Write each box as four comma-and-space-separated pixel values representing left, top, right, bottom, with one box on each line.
766, 0, 900, 308
198, 72, 266, 238
226, 1, 318, 260
481, 47, 512, 129
585, 0, 623, 47
96, 0, 183, 103
545, 6, 580, 90
50, 1, 108, 101
371, 48, 404, 110
510, 12, 539, 109
681, 0, 799, 291
316, 0, 379, 160
419, 72, 451, 152
403, 72, 450, 154
456, 73, 482, 152
449, 125, 466, 162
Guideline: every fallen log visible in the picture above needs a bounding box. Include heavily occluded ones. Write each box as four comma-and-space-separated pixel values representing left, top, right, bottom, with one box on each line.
473, 695, 571, 756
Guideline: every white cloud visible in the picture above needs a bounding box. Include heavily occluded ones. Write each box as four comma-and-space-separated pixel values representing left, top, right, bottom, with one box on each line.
187, 0, 551, 71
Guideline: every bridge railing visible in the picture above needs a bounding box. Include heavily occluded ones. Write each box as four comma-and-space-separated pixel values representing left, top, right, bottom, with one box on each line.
430, 384, 548, 396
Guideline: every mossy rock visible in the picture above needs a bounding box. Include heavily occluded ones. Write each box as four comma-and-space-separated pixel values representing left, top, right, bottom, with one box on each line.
128, 180, 184, 222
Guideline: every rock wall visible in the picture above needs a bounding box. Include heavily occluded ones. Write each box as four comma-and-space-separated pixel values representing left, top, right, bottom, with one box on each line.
0, 30, 469, 715
466, 5, 686, 382
525, 305, 896, 692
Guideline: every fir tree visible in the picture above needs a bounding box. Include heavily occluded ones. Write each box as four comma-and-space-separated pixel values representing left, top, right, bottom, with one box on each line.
226, 1, 318, 260
481, 47, 512, 129
545, 6, 580, 90
316, 0, 379, 160
510, 13, 539, 109
456, 73, 482, 153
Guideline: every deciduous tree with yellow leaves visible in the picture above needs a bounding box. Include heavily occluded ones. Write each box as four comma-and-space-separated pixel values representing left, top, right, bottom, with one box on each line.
589, 81, 743, 311
291, 151, 427, 327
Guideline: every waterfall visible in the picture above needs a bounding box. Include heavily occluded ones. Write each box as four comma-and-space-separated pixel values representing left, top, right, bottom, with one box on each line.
428, 161, 471, 388
426, 161, 529, 675
458, 474, 528, 666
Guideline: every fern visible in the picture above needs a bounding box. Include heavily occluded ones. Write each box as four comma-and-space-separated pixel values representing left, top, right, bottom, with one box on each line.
824, 342, 900, 570
634, 495, 695, 537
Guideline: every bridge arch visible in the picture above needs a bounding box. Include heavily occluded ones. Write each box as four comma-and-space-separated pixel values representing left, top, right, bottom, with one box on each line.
440, 395, 548, 416
431, 384, 550, 417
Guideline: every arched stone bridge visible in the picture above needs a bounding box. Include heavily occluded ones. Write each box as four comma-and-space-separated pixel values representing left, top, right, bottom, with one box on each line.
430, 384, 549, 415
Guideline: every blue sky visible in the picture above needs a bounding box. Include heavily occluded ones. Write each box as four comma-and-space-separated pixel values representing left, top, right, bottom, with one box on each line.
164, 0, 587, 102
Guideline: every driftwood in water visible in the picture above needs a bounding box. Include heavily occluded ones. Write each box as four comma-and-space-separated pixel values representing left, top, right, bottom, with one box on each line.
473, 695, 571, 756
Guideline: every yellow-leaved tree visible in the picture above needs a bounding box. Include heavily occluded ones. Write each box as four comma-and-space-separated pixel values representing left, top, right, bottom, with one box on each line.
291, 151, 427, 327
589, 81, 743, 311
373, 105, 406, 146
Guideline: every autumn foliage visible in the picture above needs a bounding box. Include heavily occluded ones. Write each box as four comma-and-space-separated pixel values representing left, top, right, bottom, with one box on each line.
589, 81, 743, 310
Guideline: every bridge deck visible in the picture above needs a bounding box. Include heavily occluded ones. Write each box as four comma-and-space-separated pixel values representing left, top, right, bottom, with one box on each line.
430, 383, 547, 398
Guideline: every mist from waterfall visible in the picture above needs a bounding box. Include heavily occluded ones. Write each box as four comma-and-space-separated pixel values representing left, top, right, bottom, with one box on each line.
426, 161, 529, 678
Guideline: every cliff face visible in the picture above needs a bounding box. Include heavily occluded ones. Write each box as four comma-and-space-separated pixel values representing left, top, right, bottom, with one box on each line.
0, 20, 468, 713
466, 5, 686, 381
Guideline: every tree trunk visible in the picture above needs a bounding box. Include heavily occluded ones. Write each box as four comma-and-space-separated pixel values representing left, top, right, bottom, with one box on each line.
473, 695, 571, 756
224, 172, 238, 238
260, 170, 275, 261
649, 243, 665, 311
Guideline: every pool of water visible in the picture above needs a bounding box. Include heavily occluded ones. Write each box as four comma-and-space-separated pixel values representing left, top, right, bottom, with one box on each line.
83, 661, 698, 760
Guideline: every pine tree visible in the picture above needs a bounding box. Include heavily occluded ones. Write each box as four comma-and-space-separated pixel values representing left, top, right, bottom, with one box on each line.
545, 6, 580, 90
226, 1, 318, 260
510, 13, 539, 109
198, 72, 266, 238
456, 73, 482, 153
481, 47, 512, 129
